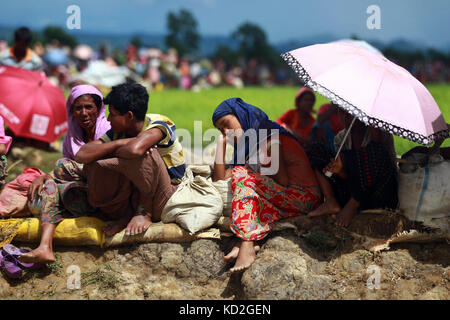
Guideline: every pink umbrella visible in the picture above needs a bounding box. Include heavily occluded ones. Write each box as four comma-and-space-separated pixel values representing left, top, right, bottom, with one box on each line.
282, 42, 448, 146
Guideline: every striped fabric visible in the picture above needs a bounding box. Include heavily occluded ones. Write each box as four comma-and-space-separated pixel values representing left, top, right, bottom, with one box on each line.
100, 113, 186, 184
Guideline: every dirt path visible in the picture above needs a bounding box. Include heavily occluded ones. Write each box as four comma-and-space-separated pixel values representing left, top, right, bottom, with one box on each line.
1, 222, 448, 300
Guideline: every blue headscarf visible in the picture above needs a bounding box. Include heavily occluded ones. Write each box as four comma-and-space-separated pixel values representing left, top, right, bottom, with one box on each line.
212, 97, 298, 167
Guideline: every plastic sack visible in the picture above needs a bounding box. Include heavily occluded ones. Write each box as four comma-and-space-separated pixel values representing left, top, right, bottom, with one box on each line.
0, 217, 106, 247
0, 168, 45, 217
161, 165, 223, 235
398, 157, 450, 230
0, 217, 220, 248
105, 222, 220, 247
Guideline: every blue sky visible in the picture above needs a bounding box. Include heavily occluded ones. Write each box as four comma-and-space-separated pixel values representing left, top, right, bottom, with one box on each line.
1, 0, 449, 48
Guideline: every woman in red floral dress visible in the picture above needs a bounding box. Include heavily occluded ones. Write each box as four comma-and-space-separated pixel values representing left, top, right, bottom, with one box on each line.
212, 98, 322, 273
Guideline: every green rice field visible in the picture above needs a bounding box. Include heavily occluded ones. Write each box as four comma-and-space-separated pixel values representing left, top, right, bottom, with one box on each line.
145, 84, 450, 155
6, 83, 450, 182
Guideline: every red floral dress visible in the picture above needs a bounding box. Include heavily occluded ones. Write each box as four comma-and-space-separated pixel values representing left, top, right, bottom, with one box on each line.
230, 165, 322, 241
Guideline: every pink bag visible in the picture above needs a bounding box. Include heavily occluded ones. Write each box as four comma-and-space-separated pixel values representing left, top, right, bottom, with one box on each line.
0, 167, 45, 217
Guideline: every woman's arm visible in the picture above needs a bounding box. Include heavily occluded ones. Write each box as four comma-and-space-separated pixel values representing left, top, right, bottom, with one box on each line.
265, 140, 289, 186
213, 134, 231, 181
27, 174, 52, 202
0, 143, 6, 156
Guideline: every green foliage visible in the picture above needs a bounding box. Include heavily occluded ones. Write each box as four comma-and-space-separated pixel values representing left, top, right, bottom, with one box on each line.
231, 22, 280, 66
130, 36, 143, 49
47, 252, 63, 276
165, 9, 200, 57
212, 44, 239, 66
81, 264, 124, 290
30, 31, 43, 47
42, 25, 78, 48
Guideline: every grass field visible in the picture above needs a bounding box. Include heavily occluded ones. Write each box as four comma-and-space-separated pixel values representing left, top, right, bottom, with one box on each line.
5, 83, 450, 182
145, 84, 450, 155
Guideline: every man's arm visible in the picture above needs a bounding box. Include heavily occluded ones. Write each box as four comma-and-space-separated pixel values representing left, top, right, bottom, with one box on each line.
114, 128, 164, 159
75, 139, 131, 164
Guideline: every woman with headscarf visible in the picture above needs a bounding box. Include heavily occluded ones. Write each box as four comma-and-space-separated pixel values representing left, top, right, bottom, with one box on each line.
27, 85, 110, 198
19, 85, 110, 264
212, 98, 322, 273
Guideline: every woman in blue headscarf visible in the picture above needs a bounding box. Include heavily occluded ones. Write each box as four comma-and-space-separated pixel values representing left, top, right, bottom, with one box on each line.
212, 98, 322, 273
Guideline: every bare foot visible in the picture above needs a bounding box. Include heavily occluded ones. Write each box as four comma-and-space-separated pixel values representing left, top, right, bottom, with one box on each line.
308, 199, 341, 217
334, 198, 360, 227
125, 215, 152, 236
18, 247, 55, 264
224, 242, 260, 263
103, 218, 130, 237
230, 240, 257, 273
224, 244, 241, 262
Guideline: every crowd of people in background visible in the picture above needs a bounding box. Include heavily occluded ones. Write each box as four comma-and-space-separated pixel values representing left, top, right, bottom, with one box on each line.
1, 27, 448, 94
0, 27, 292, 92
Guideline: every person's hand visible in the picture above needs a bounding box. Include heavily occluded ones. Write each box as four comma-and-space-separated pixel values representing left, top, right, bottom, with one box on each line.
324, 154, 347, 179
27, 175, 47, 202
145, 145, 158, 155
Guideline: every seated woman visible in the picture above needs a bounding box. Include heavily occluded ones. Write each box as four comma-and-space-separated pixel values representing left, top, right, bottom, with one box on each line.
28, 84, 111, 196
276, 87, 316, 145
0, 115, 13, 188
212, 98, 322, 273
19, 84, 110, 264
307, 108, 398, 227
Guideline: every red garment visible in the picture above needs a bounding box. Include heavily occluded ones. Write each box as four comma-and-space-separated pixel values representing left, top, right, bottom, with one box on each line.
230, 166, 322, 241
318, 104, 345, 133
276, 109, 315, 140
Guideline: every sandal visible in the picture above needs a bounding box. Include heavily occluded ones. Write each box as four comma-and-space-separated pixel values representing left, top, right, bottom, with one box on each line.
2, 244, 44, 270
0, 251, 22, 279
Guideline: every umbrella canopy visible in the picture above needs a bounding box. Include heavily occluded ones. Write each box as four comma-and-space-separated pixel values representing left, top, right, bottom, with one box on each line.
282, 42, 448, 145
43, 49, 68, 66
73, 44, 94, 61
333, 39, 384, 56
0, 66, 67, 143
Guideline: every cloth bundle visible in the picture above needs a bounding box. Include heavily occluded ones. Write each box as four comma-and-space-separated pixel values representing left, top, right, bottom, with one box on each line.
161, 165, 224, 235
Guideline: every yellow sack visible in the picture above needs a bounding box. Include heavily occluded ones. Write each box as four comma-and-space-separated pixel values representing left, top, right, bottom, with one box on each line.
0, 217, 105, 247
105, 222, 220, 247
0, 217, 221, 248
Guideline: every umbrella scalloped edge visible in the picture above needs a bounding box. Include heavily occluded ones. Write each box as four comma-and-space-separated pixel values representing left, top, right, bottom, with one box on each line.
281, 52, 449, 146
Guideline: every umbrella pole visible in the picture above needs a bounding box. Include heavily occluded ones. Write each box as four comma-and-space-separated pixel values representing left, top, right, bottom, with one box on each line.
325, 117, 357, 177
